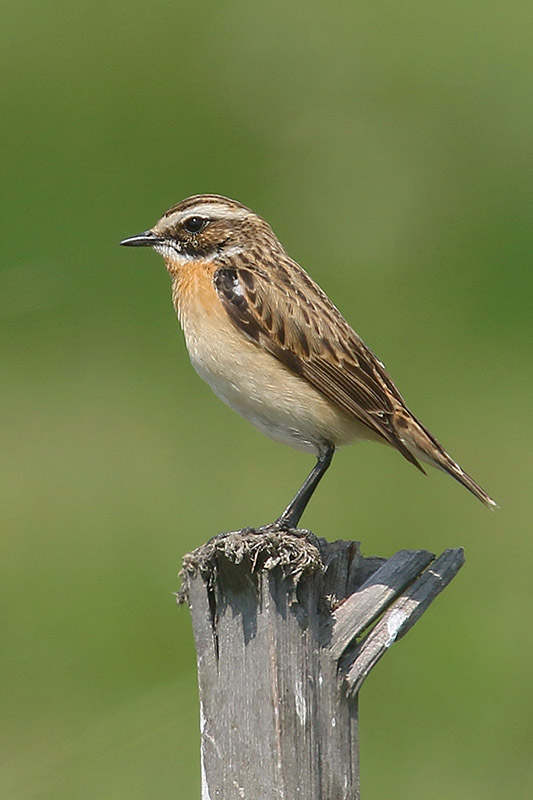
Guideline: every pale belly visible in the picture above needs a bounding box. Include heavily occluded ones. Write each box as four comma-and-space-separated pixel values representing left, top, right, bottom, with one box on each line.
190, 341, 362, 454
176, 270, 366, 455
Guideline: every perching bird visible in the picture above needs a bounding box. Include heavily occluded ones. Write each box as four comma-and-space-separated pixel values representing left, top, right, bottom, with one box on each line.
120, 194, 496, 528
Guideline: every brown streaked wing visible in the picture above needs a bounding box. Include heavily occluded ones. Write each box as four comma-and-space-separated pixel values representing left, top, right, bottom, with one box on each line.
214, 264, 425, 471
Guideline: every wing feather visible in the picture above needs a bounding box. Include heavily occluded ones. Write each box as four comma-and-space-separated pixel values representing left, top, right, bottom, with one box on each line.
214, 263, 425, 471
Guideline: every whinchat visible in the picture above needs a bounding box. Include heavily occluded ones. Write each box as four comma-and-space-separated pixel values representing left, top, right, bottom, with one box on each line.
120, 194, 496, 528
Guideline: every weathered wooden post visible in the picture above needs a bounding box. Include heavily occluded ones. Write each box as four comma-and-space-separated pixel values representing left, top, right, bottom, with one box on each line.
179, 528, 464, 799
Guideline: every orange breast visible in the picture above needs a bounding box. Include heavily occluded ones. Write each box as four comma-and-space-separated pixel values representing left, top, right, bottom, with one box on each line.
170, 260, 222, 325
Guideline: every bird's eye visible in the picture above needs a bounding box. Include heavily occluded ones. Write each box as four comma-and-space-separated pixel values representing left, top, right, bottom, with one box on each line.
184, 216, 207, 234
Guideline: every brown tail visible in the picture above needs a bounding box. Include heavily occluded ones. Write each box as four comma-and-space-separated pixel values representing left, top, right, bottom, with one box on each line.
438, 455, 498, 509
395, 413, 498, 509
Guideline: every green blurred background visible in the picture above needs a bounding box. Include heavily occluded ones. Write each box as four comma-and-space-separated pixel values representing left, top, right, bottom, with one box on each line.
1, 1, 531, 797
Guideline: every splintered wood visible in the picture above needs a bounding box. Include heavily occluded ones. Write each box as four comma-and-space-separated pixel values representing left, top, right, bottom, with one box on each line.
180, 529, 464, 800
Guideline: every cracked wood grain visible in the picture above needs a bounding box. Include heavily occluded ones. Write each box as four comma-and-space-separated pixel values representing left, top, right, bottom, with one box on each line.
181, 530, 464, 800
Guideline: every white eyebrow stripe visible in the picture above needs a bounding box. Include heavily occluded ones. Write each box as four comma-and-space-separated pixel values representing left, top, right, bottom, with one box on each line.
164, 204, 250, 227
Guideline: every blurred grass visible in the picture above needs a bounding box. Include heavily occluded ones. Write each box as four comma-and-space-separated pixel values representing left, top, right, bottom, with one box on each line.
1, 1, 532, 797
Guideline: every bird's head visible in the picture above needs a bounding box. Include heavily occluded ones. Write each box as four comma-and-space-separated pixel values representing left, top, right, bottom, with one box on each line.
120, 194, 282, 270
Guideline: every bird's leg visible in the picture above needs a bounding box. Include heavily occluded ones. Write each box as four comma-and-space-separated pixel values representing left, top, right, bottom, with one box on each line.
273, 445, 335, 530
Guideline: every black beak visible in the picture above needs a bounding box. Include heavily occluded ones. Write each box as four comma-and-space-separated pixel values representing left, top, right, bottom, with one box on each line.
119, 230, 160, 247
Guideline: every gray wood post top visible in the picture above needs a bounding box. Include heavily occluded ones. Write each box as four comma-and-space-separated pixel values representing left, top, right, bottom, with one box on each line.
179, 529, 464, 799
